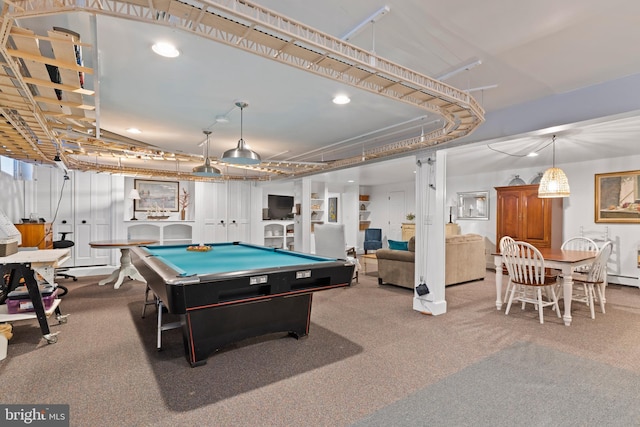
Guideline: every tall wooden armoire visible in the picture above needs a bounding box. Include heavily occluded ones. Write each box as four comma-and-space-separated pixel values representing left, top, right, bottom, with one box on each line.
495, 184, 563, 250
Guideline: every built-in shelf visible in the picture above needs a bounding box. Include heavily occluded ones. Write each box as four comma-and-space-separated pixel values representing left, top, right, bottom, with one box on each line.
310, 196, 325, 232
263, 221, 294, 250
126, 220, 194, 245
359, 196, 371, 230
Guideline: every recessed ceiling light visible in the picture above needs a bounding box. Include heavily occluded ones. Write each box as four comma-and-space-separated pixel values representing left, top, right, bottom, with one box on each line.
347, 180, 354, 183
333, 95, 351, 105
152, 42, 180, 58
126, 128, 142, 134
527, 152, 539, 157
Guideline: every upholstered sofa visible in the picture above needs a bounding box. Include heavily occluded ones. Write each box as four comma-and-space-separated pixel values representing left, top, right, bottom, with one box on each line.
376, 233, 486, 289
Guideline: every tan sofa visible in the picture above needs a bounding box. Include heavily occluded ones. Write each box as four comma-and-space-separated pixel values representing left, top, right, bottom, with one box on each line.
376, 233, 486, 289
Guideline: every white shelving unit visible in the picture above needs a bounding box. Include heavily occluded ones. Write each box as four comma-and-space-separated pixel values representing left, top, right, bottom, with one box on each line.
263, 221, 294, 249
310, 197, 324, 232
359, 196, 371, 230
126, 221, 194, 245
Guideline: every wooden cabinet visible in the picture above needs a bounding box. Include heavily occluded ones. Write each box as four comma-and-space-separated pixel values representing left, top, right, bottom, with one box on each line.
14, 223, 53, 249
495, 184, 563, 249
401, 223, 415, 240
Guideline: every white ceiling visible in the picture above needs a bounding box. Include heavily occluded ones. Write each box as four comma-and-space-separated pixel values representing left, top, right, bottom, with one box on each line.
4, 0, 640, 183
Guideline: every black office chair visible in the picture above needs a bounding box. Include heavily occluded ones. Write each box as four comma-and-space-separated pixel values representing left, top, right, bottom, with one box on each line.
53, 231, 77, 296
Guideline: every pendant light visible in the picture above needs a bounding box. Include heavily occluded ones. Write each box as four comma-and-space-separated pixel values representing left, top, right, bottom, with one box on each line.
538, 135, 570, 198
221, 101, 261, 165
192, 130, 221, 177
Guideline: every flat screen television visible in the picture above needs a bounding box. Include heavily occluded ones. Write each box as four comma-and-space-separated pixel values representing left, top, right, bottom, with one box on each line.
268, 194, 294, 220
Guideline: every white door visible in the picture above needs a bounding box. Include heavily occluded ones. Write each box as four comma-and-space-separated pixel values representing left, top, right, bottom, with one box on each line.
388, 190, 405, 241
199, 181, 251, 243
227, 181, 251, 242
212, 182, 229, 242
74, 171, 112, 266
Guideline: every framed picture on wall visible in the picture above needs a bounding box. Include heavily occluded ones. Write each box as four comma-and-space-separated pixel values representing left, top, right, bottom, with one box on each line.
135, 180, 179, 212
595, 170, 640, 223
328, 197, 338, 222
457, 191, 489, 220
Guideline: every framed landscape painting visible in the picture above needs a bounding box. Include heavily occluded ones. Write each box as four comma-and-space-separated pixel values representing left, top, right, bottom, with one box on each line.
595, 170, 640, 223
135, 180, 179, 212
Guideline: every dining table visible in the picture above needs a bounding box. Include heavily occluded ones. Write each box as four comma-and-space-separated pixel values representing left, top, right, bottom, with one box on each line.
493, 247, 597, 326
89, 239, 158, 289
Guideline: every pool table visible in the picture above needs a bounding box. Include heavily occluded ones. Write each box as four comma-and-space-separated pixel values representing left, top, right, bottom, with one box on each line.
131, 242, 354, 367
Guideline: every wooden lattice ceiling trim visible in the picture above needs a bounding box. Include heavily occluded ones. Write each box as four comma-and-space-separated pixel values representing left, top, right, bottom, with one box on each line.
0, 0, 485, 180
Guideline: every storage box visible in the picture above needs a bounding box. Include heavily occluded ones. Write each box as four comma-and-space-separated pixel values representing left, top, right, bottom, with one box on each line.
6, 288, 58, 314
8, 284, 56, 299
0, 240, 18, 257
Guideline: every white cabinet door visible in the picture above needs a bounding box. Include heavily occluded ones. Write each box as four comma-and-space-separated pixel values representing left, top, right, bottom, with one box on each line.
199, 181, 251, 243
226, 181, 250, 242
74, 171, 112, 266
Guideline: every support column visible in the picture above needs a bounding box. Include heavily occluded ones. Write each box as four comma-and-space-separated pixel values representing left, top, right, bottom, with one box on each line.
413, 150, 447, 316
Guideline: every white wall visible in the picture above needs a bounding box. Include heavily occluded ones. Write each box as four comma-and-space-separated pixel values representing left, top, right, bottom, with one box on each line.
0, 168, 28, 223
368, 180, 416, 246
445, 152, 640, 286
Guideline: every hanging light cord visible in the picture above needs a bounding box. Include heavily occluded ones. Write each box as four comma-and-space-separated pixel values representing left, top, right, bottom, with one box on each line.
239, 106, 244, 142
486, 138, 554, 157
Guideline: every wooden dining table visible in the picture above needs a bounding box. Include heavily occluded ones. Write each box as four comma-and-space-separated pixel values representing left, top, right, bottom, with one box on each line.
493, 247, 597, 326
89, 239, 158, 289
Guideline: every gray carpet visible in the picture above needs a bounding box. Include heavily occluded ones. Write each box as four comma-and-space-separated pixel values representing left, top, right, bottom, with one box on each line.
2, 271, 640, 426
352, 341, 640, 427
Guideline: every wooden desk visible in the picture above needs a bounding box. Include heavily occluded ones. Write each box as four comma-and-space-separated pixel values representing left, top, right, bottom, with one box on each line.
89, 240, 158, 289
493, 248, 596, 326
0, 248, 71, 343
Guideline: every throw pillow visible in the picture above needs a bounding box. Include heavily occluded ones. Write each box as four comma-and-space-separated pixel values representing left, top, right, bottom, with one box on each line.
388, 239, 408, 251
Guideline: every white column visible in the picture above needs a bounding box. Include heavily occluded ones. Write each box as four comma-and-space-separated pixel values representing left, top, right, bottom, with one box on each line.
413, 150, 448, 316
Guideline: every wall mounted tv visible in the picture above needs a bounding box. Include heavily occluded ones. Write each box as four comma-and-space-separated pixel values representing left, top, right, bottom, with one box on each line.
268, 194, 294, 220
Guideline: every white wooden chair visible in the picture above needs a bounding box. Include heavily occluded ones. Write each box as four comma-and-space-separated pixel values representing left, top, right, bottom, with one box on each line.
313, 223, 359, 284
504, 241, 561, 324
550, 236, 600, 297
499, 236, 516, 302
570, 241, 613, 319
561, 236, 599, 271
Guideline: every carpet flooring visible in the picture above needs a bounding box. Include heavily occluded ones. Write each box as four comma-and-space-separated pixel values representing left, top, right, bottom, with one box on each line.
1, 268, 640, 426
352, 341, 640, 426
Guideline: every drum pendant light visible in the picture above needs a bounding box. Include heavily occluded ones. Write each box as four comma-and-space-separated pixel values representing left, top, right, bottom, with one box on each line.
221, 101, 261, 165
192, 130, 221, 177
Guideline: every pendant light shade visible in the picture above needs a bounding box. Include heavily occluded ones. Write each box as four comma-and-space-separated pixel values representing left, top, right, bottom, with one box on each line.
193, 130, 221, 177
221, 101, 261, 165
538, 135, 570, 198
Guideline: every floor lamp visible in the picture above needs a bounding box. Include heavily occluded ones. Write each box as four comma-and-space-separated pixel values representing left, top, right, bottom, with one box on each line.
129, 189, 140, 220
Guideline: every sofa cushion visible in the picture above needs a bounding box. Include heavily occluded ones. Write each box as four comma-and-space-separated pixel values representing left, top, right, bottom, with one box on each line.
408, 236, 415, 252
388, 239, 408, 250
375, 248, 415, 263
